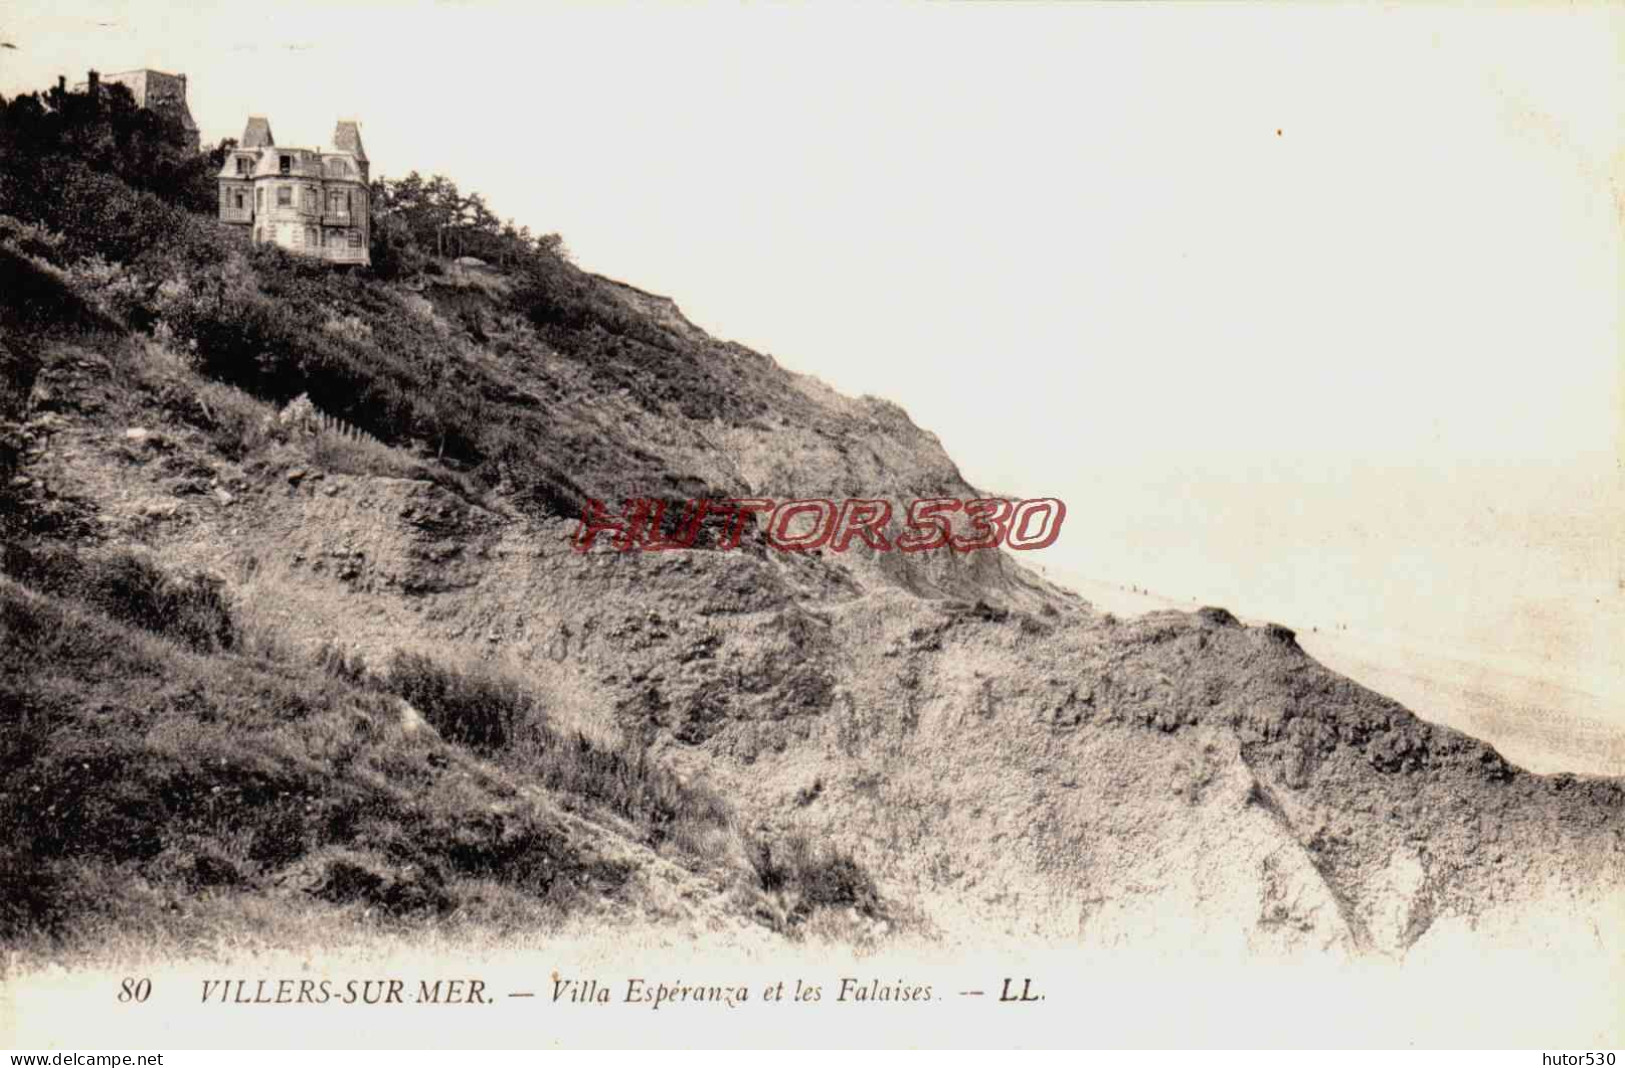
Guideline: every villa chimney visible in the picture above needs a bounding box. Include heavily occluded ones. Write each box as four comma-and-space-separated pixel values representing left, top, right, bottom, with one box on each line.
56, 75, 65, 95
86, 70, 99, 101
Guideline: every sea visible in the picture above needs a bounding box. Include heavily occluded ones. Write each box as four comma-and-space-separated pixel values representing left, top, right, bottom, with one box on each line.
1030, 463, 1624, 776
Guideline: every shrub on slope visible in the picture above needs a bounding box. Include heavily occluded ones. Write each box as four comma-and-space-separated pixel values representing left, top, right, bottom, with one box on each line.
0, 573, 626, 947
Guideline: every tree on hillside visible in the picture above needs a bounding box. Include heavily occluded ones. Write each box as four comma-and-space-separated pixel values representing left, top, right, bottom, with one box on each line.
0, 81, 215, 216
368, 169, 570, 278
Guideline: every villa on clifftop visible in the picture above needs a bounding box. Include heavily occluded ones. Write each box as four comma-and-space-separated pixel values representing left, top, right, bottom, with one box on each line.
217, 116, 371, 266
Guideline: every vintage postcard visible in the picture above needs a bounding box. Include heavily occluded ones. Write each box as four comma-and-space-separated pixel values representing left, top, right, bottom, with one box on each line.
0, 0, 1620, 1053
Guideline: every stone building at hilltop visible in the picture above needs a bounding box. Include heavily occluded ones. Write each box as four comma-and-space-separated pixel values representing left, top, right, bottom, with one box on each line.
216, 116, 371, 266
71, 69, 200, 148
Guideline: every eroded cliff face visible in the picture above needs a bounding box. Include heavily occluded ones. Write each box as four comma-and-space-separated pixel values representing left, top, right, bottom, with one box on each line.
11, 261, 1621, 961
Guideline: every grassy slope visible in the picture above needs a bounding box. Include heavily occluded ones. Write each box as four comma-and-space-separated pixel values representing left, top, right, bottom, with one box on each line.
0, 248, 889, 960
0, 569, 636, 943
2, 203, 1620, 966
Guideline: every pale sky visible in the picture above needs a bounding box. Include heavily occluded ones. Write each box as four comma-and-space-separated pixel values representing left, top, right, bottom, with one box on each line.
3, 1, 1621, 698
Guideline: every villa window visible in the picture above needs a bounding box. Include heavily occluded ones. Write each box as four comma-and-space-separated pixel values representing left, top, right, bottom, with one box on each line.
234, 191, 245, 210
306, 226, 318, 248
235, 156, 251, 176
303, 188, 318, 213
279, 154, 291, 175
277, 186, 292, 207
348, 230, 363, 249
326, 158, 347, 178
256, 187, 263, 210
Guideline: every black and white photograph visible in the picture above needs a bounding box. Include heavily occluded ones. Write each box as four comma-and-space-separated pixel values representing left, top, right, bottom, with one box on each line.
0, 0, 1620, 1054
